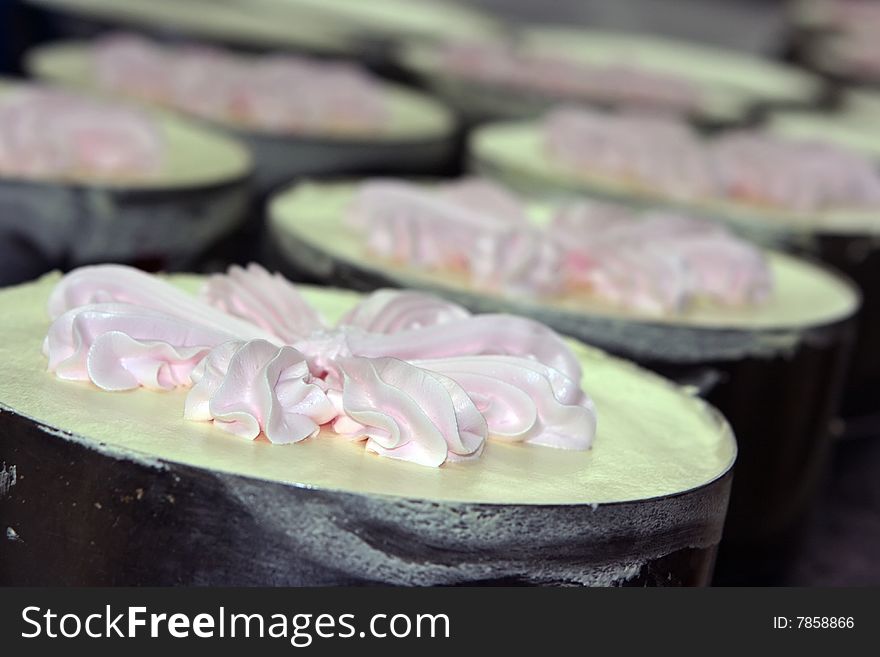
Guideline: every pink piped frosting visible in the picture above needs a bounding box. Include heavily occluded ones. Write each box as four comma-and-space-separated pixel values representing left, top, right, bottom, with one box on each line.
542, 106, 880, 211
543, 107, 716, 201
551, 203, 773, 313
347, 178, 566, 296
332, 357, 487, 467
0, 87, 164, 180
339, 289, 471, 333
343, 178, 773, 315
185, 340, 337, 445
92, 33, 389, 135
711, 132, 880, 211
43, 264, 597, 467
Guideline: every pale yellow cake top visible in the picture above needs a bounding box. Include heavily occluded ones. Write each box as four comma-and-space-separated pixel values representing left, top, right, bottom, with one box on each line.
269, 182, 859, 331
0, 273, 735, 506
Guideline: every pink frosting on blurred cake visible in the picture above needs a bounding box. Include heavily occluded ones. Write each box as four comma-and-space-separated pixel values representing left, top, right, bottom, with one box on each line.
345, 178, 772, 314
0, 87, 164, 180
542, 106, 880, 212
43, 264, 596, 467
711, 132, 880, 211
543, 107, 716, 201
347, 178, 562, 296
551, 203, 772, 313
440, 42, 700, 114
92, 34, 389, 135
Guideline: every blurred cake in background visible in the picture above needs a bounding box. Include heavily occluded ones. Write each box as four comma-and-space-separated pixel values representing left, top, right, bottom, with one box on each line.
28, 34, 457, 191
267, 175, 859, 584
409, 40, 700, 117
0, 79, 251, 286
473, 104, 880, 439
342, 178, 772, 315
804, 30, 880, 83
0, 85, 163, 182
264, 177, 851, 341
24, 0, 504, 66
400, 27, 822, 125
471, 106, 880, 226
24, 0, 363, 58
791, 0, 880, 32
90, 34, 390, 137
242, 0, 504, 51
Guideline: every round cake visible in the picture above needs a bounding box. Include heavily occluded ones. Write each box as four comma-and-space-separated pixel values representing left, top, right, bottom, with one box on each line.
267, 179, 860, 583
27, 36, 457, 193
0, 266, 733, 586
470, 109, 880, 436
400, 27, 822, 126
0, 79, 251, 285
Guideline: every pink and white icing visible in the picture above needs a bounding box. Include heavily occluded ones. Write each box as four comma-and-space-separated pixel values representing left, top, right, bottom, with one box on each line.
543, 107, 717, 201
92, 33, 389, 135
711, 132, 880, 211
343, 178, 772, 314
200, 264, 325, 343
542, 106, 880, 212
0, 87, 164, 180
45, 303, 235, 391
330, 357, 487, 466
440, 42, 700, 114
551, 203, 772, 313
347, 178, 565, 296
43, 264, 596, 467
339, 289, 471, 333
409, 356, 595, 450
185, 340, 337, 445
